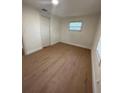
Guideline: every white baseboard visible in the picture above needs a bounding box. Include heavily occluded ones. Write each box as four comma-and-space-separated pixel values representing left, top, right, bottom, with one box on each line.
24, 42, 91, 55
60, 41, 91, 49
25, 47, 42, 55
50, 41, 59, 46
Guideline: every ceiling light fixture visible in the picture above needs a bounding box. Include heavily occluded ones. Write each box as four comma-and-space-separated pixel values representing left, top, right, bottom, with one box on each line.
52, 0, 59, 5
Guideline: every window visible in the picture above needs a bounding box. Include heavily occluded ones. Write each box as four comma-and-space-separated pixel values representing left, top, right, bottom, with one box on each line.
96, 37, 101, 63
69, 21, 83, 31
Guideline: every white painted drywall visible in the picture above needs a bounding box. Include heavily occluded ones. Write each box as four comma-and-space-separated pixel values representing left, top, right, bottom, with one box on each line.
91, 18, 101, 93
50, 16, 61, 45
22, 4, 42, 55
22, 4, 100, 58
60, 15, 99, 49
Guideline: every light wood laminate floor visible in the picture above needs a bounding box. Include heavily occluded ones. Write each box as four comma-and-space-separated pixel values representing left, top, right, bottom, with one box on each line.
22, 43, 92, 93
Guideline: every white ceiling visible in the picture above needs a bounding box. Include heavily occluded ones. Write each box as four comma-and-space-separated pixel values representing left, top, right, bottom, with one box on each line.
23, 0, 101, 17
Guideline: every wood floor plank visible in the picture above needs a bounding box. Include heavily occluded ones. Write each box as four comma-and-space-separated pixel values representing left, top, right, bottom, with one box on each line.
22, 43, 92, 93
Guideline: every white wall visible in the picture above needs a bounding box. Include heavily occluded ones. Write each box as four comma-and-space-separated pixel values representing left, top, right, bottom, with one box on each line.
22, 5, 42, 55
50, 16, 61, 45
22, 4, 61, 55
91, 18, 101, 93
60, 15, 99, 49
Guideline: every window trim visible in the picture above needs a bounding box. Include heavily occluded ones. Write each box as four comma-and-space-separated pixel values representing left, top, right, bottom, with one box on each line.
68, 21, 84, 32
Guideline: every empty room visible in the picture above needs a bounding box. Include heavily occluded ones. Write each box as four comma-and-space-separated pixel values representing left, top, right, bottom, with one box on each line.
22, 0, 101, 93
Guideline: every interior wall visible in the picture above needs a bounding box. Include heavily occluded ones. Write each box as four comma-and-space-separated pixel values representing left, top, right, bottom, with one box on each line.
91, 18, 101, 93
22, 4, 61, 55
22, 4, 42, 55
22, 3, 100, 56
50, 16, 61, 45
60, 15, 99, 49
